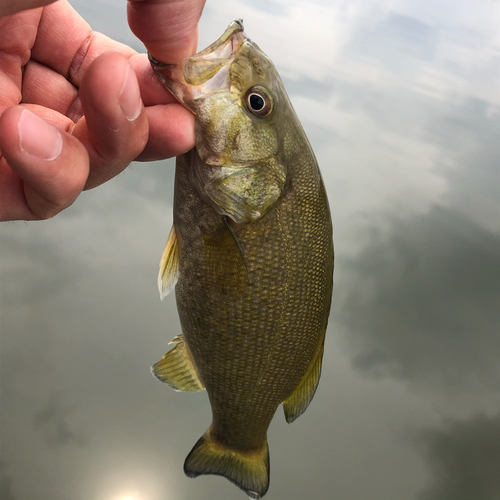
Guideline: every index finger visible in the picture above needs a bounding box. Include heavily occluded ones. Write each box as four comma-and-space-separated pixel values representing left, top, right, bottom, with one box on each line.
127, 0, 205, 63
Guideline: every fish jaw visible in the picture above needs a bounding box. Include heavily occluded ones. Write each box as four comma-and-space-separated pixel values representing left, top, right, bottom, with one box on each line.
148, 19, 247, 113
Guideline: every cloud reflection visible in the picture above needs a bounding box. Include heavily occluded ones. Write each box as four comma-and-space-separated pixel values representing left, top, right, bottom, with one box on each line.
416, 414, 500, 500
354, 13, 439, 65
336, 90, 500, 394
337, 205, 500, 391
33, 393, 87, 448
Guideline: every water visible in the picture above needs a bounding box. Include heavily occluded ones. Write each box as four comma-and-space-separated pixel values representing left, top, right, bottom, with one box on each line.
1, 1, 499, 499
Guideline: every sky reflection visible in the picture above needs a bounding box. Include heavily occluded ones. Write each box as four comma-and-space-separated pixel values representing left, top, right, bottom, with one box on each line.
1, 0, 499, 499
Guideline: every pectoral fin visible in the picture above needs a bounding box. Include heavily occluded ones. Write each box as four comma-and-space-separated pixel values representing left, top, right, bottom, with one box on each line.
158, 224, 179, 301
282, 340, 325, 423
201, 218, 248, 292
151, 335, 204, 392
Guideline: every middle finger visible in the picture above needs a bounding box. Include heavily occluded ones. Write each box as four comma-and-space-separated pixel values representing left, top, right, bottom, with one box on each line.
73, 51, 148, 189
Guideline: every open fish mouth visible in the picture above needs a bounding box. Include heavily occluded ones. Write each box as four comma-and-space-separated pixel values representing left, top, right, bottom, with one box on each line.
149, 19, 247, 109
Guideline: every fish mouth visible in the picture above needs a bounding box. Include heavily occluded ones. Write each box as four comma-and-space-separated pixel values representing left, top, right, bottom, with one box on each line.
149, 19, 247, 111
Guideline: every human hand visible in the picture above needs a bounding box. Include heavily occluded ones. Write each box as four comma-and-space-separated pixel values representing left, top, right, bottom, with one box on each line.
0, 0, 205, 221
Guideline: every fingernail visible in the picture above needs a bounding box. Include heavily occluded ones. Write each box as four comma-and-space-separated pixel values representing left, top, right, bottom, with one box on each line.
120, 64, 142, 121
18, 109, 63, 161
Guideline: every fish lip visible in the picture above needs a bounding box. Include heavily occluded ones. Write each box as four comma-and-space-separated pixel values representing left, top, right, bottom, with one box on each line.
149, 19, 247, 109
190, 19, 245, 60
148, 19, 245, 73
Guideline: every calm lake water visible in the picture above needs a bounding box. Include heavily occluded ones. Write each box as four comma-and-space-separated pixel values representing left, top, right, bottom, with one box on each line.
1, 1, 499, 499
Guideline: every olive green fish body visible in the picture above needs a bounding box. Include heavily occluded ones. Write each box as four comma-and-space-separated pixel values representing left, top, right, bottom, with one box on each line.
150, 20, 333, 499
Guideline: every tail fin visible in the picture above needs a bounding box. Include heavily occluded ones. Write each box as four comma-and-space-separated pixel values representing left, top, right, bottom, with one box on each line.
184, 430, 270, 499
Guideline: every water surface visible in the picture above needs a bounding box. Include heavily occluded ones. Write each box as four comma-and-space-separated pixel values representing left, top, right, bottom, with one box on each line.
1, 1, 499, 499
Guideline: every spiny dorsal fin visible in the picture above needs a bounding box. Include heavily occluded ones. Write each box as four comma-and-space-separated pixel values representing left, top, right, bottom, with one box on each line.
184, 430, 269, 499
151, 334, 204, 392
282, 340, 325, 423
158, 224, 179, 300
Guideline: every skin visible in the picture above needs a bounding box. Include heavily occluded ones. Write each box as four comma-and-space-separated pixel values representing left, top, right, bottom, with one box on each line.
0, 0, 206, 221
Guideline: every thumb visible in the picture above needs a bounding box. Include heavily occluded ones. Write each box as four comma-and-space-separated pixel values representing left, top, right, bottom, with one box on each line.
128, 0, 206, 64
0, 0, 59, 17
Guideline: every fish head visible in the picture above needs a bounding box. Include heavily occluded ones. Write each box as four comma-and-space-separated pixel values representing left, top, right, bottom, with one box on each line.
149, 20, 288, 167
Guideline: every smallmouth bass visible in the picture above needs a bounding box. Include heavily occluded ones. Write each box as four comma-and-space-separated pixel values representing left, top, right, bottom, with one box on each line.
149, 20, 334, 499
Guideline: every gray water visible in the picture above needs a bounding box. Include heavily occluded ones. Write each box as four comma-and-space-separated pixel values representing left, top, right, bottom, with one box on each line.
1, 1, 499, 499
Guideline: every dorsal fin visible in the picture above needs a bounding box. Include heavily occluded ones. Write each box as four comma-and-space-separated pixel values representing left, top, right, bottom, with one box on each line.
282, 340, 325, 423
158, 224, 179, 300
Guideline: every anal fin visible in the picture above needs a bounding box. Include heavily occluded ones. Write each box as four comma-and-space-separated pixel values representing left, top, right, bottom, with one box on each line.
282, 340, 325, 423
151, 335, 204, 392
158, 224, 179, 301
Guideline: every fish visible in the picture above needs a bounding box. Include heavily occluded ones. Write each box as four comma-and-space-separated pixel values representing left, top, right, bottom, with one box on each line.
149, 19, 334, 499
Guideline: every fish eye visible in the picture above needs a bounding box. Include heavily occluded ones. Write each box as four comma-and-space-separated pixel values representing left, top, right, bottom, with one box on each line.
244, 87, 273, 117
